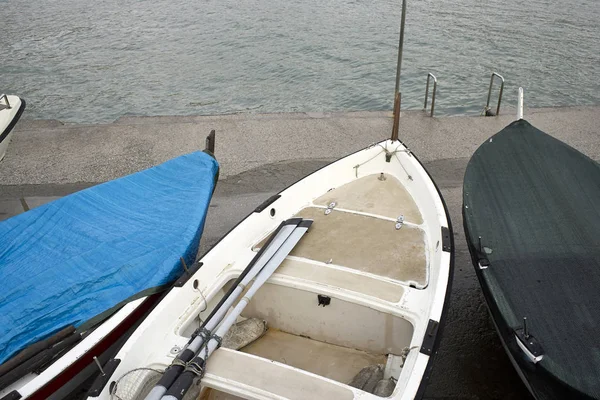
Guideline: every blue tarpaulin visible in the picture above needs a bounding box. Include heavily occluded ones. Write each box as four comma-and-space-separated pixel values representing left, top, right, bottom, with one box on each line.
0, 151, 218, 364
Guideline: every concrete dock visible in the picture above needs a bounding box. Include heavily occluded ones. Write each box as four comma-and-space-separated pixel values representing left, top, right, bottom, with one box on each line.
1, 106, 599, 399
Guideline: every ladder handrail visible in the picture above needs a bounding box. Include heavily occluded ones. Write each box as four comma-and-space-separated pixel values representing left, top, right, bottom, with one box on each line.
423, 73, 437, 117
485, 72, 504, 116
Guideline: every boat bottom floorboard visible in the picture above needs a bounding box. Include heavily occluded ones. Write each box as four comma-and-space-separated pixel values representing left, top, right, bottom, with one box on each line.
241, 329, 387, 385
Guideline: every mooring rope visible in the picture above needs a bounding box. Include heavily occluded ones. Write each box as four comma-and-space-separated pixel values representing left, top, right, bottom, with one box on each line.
400, 346, 419, 367
185, 331, 223, 380
353, 142, 413, 180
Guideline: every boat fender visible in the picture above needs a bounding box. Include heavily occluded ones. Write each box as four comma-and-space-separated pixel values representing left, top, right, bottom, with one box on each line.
420, 319, 439, 355
441, 227, 452, 252
348, 364, 384, 393
87, 358, 121, 397
373, 378, 396, 397
222, 318, 268, 350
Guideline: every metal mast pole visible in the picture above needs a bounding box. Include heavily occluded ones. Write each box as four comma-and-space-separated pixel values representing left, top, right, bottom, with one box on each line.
391, 0, 406, 141
394, 0, 407, 95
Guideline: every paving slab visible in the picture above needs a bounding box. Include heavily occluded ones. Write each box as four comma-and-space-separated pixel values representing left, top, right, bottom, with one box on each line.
23, 196, 62, 210
1, 106, 598, 185
0, 199, 25, 221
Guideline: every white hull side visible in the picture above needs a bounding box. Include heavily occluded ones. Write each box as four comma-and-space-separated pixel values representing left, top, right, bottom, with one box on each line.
89, 139, 453, 400
0, 95, 24, 161
0, 298, 147, 400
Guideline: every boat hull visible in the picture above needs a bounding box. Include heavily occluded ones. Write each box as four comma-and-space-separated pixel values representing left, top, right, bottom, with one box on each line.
0, 294, 165, 400
0, 96, 26, 161
88, 138, 454, 400
464, 216, 598, 400
463, 120, 600, 400
1, 141, 219, 400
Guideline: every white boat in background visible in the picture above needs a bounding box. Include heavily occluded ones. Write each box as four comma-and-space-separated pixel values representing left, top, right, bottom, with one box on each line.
0, 95, 26, 162
88, 135, 454, 400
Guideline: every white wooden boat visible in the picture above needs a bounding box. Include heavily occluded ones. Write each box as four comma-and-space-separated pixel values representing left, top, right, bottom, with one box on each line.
0, 95, 26, 161
88, 137, 454, 400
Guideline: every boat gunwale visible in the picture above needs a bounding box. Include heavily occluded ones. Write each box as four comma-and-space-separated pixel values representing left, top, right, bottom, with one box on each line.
92, 138, 454, 400
1, 136, 220, 400
190, 138, 455, 399
0, 96, 26, 145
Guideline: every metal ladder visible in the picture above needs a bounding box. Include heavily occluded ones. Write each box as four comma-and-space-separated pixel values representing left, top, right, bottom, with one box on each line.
484, 72, 504, 116
423, 73, 437, 117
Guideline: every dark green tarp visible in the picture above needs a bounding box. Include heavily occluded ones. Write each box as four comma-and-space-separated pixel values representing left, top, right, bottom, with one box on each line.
463, 119, 600, 400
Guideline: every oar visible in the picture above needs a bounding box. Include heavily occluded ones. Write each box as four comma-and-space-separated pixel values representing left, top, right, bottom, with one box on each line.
161, 219, 312, 400
144, 218, 302, 400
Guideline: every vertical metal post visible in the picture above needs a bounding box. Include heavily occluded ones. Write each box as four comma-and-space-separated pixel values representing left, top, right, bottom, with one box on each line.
391, 92, 400, 141
93, 356, 106, 376
394, 0, 407, 96
205, 129, 215, 154
485, 77, 494, 113
424, 79, 430, 110
496, 81, 504, 116
517, 87, 524, 120
392, 0, 406, 141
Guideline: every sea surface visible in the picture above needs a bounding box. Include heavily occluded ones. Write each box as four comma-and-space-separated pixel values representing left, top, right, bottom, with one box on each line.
1, 0, 599, 123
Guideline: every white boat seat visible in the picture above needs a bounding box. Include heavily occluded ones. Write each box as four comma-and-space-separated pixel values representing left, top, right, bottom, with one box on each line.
204, 348, 355, 400
241, 329, 386, 384
275, 258, 405, 302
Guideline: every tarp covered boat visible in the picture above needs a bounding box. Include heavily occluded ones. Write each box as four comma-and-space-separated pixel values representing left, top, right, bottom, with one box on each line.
88, 135, 454, 400
0, 95, 26, 162
463, 119, 600, 400
0, 141, 219, 400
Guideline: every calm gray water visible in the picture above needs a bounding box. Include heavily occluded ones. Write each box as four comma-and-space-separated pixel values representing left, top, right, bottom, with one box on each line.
2, 0, 599, 123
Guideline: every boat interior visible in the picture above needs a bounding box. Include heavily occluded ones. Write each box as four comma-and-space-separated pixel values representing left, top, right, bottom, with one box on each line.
179, 174, 431, 399
108, 141, 450, 400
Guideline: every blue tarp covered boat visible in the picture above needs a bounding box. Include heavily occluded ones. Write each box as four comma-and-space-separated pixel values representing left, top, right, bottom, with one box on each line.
0, 149, 218, 368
